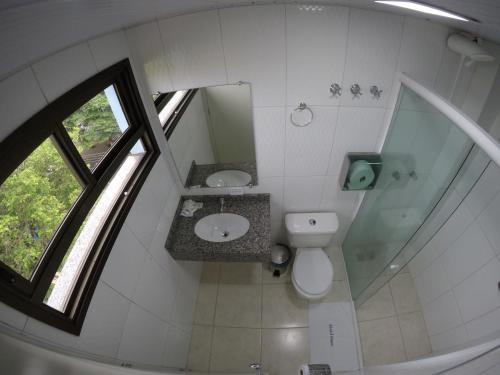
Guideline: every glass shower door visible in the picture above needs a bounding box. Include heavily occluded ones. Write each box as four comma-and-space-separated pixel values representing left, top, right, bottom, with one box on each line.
343, 85, 475, 302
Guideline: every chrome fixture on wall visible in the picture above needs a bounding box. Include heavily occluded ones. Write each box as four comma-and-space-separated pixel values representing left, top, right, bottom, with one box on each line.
370, 85, 383, 99
350, 84, 362, 99
290, 102, 314, 127
329, 83, 342, 97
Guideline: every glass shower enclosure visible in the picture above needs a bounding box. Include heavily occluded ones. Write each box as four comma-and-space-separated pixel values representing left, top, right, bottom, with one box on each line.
343, 76, 495, 305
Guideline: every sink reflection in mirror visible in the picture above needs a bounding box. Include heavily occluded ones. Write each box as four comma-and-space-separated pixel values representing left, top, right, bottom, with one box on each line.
154, 83, 257, 188
194, 213, 250, 242
206, 169, 252, 187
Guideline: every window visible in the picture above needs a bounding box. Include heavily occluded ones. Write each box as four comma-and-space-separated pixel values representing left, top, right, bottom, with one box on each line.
0, 59, 159, 334
154, 89, 197, 140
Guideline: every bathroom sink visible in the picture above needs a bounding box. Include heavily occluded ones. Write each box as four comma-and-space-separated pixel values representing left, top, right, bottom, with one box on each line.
206, 170, 251, 187
194, 213, 250, 242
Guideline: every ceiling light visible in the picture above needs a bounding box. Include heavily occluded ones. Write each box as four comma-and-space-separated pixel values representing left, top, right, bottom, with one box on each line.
374, 1, 477, 22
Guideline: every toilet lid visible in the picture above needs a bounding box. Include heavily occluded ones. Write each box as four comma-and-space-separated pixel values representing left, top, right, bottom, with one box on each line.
293, 248, 333, 296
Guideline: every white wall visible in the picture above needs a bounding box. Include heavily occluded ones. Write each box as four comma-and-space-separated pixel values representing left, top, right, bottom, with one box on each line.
168, 90, 216, 183
0, 30, 200, 369
126, 5, 464, 244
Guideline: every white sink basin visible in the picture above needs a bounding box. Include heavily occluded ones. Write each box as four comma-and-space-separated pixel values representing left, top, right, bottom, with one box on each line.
194, 213, 250, 242
206, 170, 252, 187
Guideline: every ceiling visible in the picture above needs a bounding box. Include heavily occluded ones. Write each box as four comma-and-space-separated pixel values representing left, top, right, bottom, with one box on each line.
0, 0, 500, 79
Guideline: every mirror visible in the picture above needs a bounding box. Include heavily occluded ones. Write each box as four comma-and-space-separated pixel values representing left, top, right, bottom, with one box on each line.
155, 83, 257, 188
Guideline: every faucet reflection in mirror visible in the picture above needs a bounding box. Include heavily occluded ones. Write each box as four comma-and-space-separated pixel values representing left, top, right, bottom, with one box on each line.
154, 83, 257, 188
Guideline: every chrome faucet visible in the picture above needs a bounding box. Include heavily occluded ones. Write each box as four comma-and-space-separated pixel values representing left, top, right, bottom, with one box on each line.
249, 363, 263, 375
220, 197, 225, 213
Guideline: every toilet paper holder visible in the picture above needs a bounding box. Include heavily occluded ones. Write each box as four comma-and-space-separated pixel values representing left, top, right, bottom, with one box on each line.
340, 153, 382, 191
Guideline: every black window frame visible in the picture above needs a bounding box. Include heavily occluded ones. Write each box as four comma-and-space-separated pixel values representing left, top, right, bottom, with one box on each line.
0, 59, 160, 334
154, 88, 198, 140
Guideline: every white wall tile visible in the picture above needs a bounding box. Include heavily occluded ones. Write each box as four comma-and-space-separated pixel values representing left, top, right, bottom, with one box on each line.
327, 107, 386, 175
465, 306, 500, 342
32, 43, 97, 101
453, 258, 500, 322
163, 325, 191, 368
158, 10, 227, 89
464, 162, 500, 218
24, 282, 130, 359
133, 255, 177, 322
125, 160, 168, 249
126, 21, 173, 94
0, 302, 27, 331
478, 189, 500, 256
88, 31, 130, 71
433, 48, 462, 99
414, 257, 452, 305
76, 282, 131, 358
409, 203, 474, 277
440, 222, 496, 287
429, 325, 469, 353
341, 9, 404, 108
283, 176, 324, 212
0, 67, 46, 142
422, 291, 462, 335
118, 304, 169, 366
285, 106, 338, 176
253, 107, 285, 177
320, 175, 360, 217
286, 5, 348, 106
101, 224, 147, 299
220, 5, 286, 107
397, 17, 449, 88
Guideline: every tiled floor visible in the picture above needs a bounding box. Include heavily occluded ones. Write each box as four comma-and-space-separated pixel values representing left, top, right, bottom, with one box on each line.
187, 246, 431, 372
187, 245, 351, 375
355, 268, 432, 366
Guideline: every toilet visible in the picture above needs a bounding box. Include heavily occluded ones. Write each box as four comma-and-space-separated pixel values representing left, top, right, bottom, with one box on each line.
285, 212, 338, 300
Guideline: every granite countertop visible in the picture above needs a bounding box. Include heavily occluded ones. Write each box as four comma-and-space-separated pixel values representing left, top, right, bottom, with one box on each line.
165, 194, 271, 262
185, 161, 258, 188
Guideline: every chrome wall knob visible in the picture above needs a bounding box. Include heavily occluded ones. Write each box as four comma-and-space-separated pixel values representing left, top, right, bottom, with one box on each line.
350, 84, 362, 99
330, 83, 342, 97
370, 85, 383, 99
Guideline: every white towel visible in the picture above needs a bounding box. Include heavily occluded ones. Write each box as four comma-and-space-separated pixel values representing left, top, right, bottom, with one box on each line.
180, 199, 203, 217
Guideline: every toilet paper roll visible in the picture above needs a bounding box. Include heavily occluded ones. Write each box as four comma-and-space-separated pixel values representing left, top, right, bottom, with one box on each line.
347, 160, 375, 190
299, 364, 332, 375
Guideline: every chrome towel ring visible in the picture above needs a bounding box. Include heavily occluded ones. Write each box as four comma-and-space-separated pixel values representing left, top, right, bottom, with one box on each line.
290, 102, 313, 127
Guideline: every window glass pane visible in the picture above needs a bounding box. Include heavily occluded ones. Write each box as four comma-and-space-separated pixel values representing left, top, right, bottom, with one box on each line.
0, 138, 83, 279
44, 139, 146, 312
158, 90, 188, 126
63, 85, 129, 170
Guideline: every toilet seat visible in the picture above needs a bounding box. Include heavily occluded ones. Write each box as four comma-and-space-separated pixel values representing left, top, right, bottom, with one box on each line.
292, 248, 333, 299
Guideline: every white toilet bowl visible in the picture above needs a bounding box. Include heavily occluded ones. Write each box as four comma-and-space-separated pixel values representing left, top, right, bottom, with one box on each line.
292, 248, 333, 300
285, 212, 338, 300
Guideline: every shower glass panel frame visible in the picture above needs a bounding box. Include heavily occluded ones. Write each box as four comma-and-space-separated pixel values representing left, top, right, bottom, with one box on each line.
343, 73, 500, 306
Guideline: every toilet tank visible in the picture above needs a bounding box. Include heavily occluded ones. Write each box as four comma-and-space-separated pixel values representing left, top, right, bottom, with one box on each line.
285, 212, 339, 248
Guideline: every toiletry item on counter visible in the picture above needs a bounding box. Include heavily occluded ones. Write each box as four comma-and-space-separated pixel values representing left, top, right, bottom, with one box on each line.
347, 160, 375, 190
181, 199, 203, 217
299, 364, 332, 375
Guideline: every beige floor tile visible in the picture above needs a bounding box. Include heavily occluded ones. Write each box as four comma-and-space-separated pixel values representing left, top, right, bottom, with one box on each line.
262, 328, 309, 375
201, 262, 220, 283
356, 285, 396, 321
333, 259, 347, 281
262, 265, 292, 284
215, 284, 262, 328
389, 273, 421, 314
194, 283, 218, 325
262, 284, 308, 328
320, 280, 351, 303
398, 311, 432, 360
210, 327, 261, 373
359, 316, 406, 366
219, 262, 262, 284
187, 325, 213, 372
